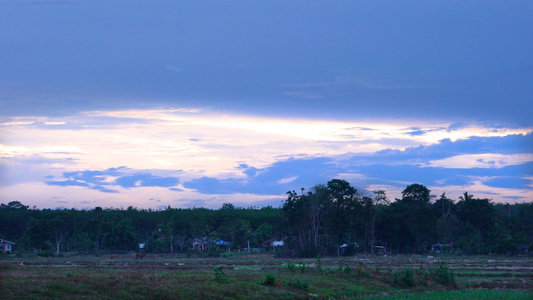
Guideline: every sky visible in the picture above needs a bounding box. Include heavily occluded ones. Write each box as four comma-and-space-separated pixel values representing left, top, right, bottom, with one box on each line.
1, 0, 532, 209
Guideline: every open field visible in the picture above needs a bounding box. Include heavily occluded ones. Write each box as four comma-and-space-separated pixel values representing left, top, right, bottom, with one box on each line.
1, 253, 532, 299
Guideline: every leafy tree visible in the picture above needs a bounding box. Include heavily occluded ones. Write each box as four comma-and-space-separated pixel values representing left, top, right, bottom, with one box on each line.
389, 184, 436, 253
0, 201, 29, 210
456, 196, 496, 254
99, 212, 137, 251
19, 218, 50, 251
48, 210, 75, 254
371, 190, 388, 253
282, 179, 360, 257
433, 192, 458, 244
254, 223, 273, 245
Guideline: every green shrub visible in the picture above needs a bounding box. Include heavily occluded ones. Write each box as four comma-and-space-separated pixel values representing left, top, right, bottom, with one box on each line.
299, 262, 307, 273
431, 261, 455, 286
288, 278, 309, 291
213, 266, 228, 283
262, 274, 277, 286
207, 245, 221, 257
287, 261, 296, 273
392, 268, 415, 287
36, 250, 55, 257
344, 266, 352, 275
316, 254, 323, 273
355, 261, 369, 277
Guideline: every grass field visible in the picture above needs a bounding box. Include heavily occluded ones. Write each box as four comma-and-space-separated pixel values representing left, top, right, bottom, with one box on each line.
1, 253, 532, 299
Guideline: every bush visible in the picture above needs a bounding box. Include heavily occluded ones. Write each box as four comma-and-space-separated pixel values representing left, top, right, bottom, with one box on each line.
213, 266, 228, 283
316, 254, 322, 273
431, 262, 455, 286
36, 250, 55, 257
208, 245, 221, 257
262, 274, 277, 286
288, 278, 309, 291
299, 262, 307, 273
287, 261, 296, 273
344, 266, 352, 275
392, 268, 415, 287
355, 261, 369, 277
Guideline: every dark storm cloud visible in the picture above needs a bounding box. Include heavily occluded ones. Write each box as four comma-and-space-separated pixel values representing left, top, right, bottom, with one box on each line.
0, 1, 531, 126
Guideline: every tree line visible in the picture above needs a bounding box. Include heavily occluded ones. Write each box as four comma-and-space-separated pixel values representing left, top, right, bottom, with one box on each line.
1, 180, 532, 257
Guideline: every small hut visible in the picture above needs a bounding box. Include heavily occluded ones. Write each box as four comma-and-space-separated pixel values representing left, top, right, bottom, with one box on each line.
0, 239, 15, 252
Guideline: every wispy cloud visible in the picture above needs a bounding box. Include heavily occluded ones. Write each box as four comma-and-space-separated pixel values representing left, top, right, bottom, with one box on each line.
165, 65, 184, 72
426, 153, 533, 169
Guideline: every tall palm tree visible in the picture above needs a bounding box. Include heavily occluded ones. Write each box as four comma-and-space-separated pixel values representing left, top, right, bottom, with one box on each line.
459, 191, 474, 202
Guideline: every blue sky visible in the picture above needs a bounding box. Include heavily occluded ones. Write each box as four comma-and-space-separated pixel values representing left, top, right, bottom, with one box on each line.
1, 1, 532, 209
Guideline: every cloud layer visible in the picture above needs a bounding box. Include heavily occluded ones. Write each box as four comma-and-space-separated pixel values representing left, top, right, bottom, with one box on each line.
1, 108, 531, 209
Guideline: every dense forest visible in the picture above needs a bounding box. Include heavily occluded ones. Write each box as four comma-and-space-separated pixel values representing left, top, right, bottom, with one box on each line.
1, 180, 532, 257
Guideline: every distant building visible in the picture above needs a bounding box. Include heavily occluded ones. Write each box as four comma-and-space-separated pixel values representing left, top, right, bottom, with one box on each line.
261, 238, 284, 251
0, 239, 15, 253
431, 243, 454, 254
192, 237, 230, 250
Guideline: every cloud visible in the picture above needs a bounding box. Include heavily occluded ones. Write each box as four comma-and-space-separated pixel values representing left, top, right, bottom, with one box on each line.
426, 153, 533, 169
165, 65, 184, 72
90, 185, 119, 193
115, 174, 179, 188
46, 180, 89, 187
1, 108, 532, 207
45, 167, 180, 192
277, 176, 298, 184
484, 177, 532, 190
282, 91, 324, 99
181, 134, 533, 202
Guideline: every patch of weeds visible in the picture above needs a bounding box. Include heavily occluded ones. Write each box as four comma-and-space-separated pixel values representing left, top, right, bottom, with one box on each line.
430, 261, 455, 286
288, 278, 309, 292
208, 245, 221, 257
316, 254, 323, 273
299, 262, 307, 273
392, 268, 415, 287
287, 261, 296, 273
213, 266, 229, 283
344, 266, 352, 275
355, 261, 369, 277
47, 284, 72, 292
36, 250, 55, 257
261, 273, 278, 286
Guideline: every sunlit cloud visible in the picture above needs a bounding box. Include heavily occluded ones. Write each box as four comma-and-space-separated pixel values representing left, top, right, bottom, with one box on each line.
426, 153, 533, 169
1, 107, 532, 208
0, 121, 35, 126
84, 108, 533, 144
277, 176, 298, 185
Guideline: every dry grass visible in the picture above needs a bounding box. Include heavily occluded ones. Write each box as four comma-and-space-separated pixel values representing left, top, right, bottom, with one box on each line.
1, 254, 532, 299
